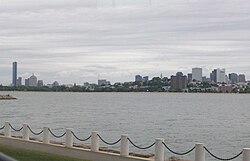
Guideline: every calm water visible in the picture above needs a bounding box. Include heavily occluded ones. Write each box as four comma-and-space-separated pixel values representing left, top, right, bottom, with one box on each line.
0, 91, 250, 160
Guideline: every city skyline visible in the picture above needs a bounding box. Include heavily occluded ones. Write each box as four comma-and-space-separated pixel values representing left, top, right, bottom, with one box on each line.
1, 0, 250, 85
2, 61, 248, 86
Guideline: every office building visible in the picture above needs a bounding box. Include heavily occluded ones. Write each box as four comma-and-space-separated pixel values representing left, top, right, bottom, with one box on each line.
135, 75, 143, 82
98, 79, 107, 86
187, 73, 192, 81
52, 81, 59, 87
192, 68, 202, 82
239, 74, 246, 83
170, 73, 187, 90
12, 62, 17, 86
16, 77, 22, 86
176, 72, 183, 77
218, 85, 232, 93
210, 70, 217, 82
202, 76, 207, 82
37, 80, 44, 87
27, 74, 37, 87
229, 73, 238, 84
25, 79, 29, 86
211, 68, 226, 83
143, 76, 149, 82
216, 68, 226, 83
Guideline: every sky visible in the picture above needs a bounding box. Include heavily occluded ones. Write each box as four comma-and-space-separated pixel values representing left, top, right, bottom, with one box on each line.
0, 0, 250, 85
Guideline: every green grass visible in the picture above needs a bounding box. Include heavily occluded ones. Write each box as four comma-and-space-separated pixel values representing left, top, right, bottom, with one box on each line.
0, 144, 89, 161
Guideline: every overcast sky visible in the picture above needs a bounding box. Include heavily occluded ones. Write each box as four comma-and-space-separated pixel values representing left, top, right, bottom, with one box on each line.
0, 0, 250, 85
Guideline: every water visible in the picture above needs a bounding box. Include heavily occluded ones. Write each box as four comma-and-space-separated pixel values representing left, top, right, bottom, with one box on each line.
0, 91, 250, 161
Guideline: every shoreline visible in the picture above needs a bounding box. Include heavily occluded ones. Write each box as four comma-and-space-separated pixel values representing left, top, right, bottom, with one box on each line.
0, 90, 249, 94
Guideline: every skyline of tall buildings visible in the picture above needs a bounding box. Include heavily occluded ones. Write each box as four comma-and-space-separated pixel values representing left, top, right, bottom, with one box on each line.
4, 62, 249, 87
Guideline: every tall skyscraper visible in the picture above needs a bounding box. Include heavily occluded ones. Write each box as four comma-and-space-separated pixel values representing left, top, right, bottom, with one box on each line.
229, 73, 238, 84
239, 74, 246, 83
28, 74, 38, 87
12, 62, 17, 86
210, 69, 217, 82
192, 68, 202, 82
211, 68, 226, 83
216, 68, 226, 83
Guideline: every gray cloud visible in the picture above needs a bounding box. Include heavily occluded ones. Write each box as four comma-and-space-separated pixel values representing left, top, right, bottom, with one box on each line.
1, 0, 250, 85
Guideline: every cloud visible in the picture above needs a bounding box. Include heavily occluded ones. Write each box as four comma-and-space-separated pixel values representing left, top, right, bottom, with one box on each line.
0, 0, 250, 84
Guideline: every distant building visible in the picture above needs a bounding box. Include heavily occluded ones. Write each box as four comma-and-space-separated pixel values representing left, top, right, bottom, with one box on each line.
229, 73, 238, 84
37, 80, 44, 87
16, 77, 22, 86
98, 79, 107, 86
192, 68, 202, 82
29, 74, 38, 86
83, 82, 90, 87
202, 76, 207, 82
143, 76, 149, 82
210, 68, 226, 83
135, 75, 143, 82
25, 78, 29, 86
239, 74, 246, 83
217, 68, 226, 83
218, 85, 232, 93
176, 72, 183, 77
52, 81, 59, 87
12, 62, 17, 86
170, 73, 187, 90
187, 73, 192, 81
210, 70, 217, 82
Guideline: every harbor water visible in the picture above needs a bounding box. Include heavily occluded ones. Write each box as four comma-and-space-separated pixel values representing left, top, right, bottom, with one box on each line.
0, 91, 249, 160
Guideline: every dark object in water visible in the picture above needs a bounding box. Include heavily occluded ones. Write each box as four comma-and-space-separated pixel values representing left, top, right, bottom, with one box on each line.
0, 95, 17, 100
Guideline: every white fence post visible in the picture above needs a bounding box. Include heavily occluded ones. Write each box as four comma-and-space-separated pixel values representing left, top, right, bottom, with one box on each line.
155, 138, 164, 161
120, 134, 129, 157
22, 124, 29, 140
91, 131, 99, 152
43, 127, 50, 144
243, 148, 250, 161
4, 122, 11, 137
65, 128, 73, 148
195, 143, 205, 161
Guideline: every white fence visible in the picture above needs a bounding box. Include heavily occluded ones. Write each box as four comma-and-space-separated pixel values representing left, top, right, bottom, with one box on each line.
0, 122, 250, 161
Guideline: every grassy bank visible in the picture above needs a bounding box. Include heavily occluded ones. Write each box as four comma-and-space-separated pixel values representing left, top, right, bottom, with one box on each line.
0, 144, 89, 161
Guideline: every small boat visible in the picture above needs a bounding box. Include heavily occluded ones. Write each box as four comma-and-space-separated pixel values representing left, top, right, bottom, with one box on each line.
0, 95, 17, 100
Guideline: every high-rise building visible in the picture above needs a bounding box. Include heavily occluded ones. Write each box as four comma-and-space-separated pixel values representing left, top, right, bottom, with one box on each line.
192, 68, 202, 82
12, 62, 17, 86
37, 80, 44, 87
143, 76, 149, 82
239, 74, 246, 83
176, 72, 183, 77
210, 69, 217, 82
187, 73, 192, 81
25, 79, 29, 86
170, 73, 187, 90
216, 68, 226, 83
28, 74, 38, 86
211, 68, 226, 83
229, 73, 238, 84
135, 75, 143, 82
16, 77, 22, 86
